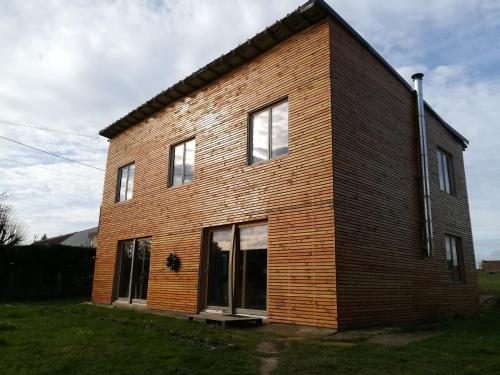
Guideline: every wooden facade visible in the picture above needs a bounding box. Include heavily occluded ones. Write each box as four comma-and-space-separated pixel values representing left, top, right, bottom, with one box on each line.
329, 18, 478, 328
482, 261, 500, 273
92, 1, 478, 329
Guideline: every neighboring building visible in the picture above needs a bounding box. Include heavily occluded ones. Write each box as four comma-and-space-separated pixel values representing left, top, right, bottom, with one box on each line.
481, 261, 500, 273
92, 0, 478, 329
36, 227, 98, 248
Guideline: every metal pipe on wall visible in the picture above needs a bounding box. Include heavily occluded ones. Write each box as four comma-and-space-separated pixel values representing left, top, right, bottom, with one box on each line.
412, 73, 434, 257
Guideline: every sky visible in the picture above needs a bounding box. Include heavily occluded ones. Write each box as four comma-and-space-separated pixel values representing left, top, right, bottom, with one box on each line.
0, 0, 499, 262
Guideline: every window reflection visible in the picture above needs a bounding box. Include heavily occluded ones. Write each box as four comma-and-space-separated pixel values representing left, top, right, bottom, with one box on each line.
116, 239, 151, 301
173, 144, 184, 186
184, 139, 195, 183
235, 224, 268, 311
250, 100, 288, 164
437, 149, 453, 194
445, 235, 463, 282
132, 239, 151, 300
126, 164, 135, 200
272, 102, 288, 158
117, 240, 134, 298
171, 138, 195, 186
117, 163, 135, 202
207, 229, 232, 307
252, 110, 269, 164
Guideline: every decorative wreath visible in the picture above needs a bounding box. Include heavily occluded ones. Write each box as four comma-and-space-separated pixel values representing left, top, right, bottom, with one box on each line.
166, 253, 180, 271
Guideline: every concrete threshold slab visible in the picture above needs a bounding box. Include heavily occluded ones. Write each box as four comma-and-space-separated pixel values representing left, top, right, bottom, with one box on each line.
188, 313, 263, 328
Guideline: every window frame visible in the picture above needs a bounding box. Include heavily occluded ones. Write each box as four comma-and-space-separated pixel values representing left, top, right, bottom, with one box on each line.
444, 234, 465, 283
168, 137, 195, 187
200, 220, 268, 316
114, 236, 152, 304
437, 148, 455, 195
115, 162, 135, 203
247, 97, 289, 166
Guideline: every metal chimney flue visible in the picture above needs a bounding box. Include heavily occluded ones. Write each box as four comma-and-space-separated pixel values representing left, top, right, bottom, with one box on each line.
412, 73, 434, 257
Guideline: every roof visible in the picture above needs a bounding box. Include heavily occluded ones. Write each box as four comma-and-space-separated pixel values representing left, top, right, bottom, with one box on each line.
34, 232, 75, 246
35, 227, 98, 248
99, 0, 469, 148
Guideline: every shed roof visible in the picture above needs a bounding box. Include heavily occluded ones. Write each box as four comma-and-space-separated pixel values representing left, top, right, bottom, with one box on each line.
99, 0, 468, 148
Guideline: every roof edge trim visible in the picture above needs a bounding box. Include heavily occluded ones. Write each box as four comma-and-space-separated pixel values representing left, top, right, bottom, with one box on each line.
100, 0, 468, 148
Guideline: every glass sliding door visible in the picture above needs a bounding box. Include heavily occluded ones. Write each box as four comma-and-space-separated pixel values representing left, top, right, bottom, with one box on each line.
117, 240, 134, 299
115, 238, 151, 303
203, 222, 267, 315
131, 239, 151, 301
206, 229, 232, 309
234, 224, 268, 311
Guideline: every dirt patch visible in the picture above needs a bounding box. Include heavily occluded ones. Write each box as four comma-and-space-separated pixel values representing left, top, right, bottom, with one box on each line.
257, 341, 280, 375
259, 356, 278, 375
326, 328, 386, 343
257, 341, 280, 355
324, 326, 440, 347
257, 323, 336, 339
366, 331, 437, 347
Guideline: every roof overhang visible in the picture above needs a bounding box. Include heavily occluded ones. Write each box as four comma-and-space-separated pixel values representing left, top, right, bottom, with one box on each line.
99, 0, 469, 148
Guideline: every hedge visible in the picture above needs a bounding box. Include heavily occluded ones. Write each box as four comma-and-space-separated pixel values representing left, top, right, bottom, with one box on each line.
0, 244, 95, 301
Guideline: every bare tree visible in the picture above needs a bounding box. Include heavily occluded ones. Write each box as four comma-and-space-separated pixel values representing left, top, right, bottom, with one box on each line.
0, 193, 26, 247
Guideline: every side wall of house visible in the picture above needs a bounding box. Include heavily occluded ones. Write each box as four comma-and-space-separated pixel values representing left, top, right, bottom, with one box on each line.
92, 21, 338, 328
330, 19, 478, 328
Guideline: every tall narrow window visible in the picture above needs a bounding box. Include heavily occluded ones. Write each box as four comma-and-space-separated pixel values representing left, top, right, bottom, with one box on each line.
234, 223, 268, 311
170, 138, 195, 186
437, 149, 454, 194
250, 100, 288, 164
445, 235, 464, 282
116, 163, 135, 202
206, 229, 232, 308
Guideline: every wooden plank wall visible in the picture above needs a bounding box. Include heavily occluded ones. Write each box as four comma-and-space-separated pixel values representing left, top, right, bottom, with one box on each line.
92, 20, 338, 328
329, 19, 478, 329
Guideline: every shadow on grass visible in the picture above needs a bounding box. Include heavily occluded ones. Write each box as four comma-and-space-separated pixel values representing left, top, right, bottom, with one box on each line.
275, 312, 500, 375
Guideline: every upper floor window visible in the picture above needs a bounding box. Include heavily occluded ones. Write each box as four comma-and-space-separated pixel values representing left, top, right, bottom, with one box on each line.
437, 149, 454, 194
445, 234, 464, 283
249, 100, 288, 164
170, 138, 195, 186
116, 163, 135, 202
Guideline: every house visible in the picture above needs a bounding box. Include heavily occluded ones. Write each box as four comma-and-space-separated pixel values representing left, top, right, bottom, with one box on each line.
92, 0, 478, 329
481, 261, 500, 273
36, 227, 98, 248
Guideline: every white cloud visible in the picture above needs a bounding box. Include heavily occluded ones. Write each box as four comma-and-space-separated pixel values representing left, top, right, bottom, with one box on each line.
0, 0, 300, 241
0, 0, 499, 263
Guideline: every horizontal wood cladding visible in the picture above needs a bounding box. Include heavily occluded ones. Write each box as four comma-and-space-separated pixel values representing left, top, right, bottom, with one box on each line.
330, 19, 478, 329
93, 20, 337, 328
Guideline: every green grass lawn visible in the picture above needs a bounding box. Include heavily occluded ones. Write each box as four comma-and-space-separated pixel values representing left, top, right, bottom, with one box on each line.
0, 301, 265, 375
1, 272, 500, 375
477, 270, 500, 297
275, 312, 500, 375
276, 272, 500, 375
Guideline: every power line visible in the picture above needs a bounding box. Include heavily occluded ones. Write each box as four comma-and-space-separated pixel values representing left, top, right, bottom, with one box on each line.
0, 157, 97, 179
0, 135, 105, 171
0, 119, 103, 140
